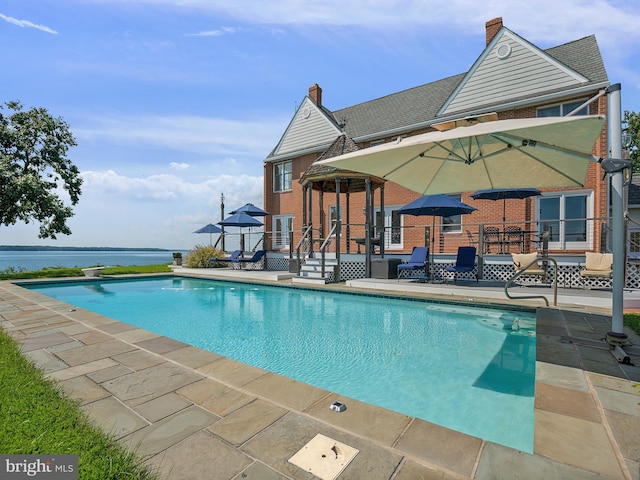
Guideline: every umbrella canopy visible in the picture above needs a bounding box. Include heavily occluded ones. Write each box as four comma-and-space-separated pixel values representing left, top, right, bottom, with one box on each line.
470, 188, 541, 222
218, 212, 264, 252
315, 115, 606, 195
218, 212, 264, 228
193, 223, 222, 234
398, 194, 477, 217
398, 194, 476, 281
193, 223, 222, 246
230, 203, 269, 217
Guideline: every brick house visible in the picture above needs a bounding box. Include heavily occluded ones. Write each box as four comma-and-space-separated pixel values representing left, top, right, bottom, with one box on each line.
262, 18, 611, 280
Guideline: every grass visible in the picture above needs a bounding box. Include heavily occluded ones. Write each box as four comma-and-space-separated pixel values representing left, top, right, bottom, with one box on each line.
624, 312, 640, 335
0, 264, 171, 280
0, 329, 156, 479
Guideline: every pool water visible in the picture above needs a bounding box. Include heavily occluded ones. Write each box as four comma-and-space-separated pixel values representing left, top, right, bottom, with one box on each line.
27, 277, 537, 452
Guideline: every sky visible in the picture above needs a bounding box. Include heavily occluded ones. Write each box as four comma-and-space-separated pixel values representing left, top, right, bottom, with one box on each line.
1, 0, 639, 250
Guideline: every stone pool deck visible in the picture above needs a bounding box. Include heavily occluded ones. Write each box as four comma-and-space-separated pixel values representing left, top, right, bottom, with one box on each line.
1, 272, 639, 480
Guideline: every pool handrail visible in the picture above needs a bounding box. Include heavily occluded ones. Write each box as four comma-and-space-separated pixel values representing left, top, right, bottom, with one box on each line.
504, 255, 558, 306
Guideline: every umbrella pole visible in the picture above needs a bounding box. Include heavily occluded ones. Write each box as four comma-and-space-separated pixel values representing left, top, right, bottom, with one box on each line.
431, 216, 435, 281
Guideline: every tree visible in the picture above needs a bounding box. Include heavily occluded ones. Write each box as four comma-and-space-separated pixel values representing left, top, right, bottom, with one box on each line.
623, 110, 640, 172
0, 101, 82, 239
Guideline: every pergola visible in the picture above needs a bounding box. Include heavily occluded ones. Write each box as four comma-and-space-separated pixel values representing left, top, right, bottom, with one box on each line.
299, 135, 386, 278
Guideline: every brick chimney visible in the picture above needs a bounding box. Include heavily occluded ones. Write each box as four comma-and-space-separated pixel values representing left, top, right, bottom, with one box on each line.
485, 17, 503, 45
309, 83, 322, 107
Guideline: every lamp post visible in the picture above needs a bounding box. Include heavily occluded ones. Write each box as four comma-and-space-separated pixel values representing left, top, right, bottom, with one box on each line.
220, 193, 225, 252
605, 84, 628, 342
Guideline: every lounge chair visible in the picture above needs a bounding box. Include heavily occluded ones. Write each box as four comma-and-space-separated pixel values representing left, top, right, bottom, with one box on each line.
397, 246, 429, 280
213, 250, 243, 265
511, 252, 546, 284
445, 246, 477, 282
237, 250, 267, 269
579, 252, 612, 289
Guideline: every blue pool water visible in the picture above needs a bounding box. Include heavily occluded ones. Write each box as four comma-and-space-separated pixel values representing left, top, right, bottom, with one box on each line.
26, 277, 537, 452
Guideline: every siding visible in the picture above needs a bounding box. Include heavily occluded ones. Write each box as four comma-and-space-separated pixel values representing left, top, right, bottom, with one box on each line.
442, 32, 588, 115
274, 97, 341, 156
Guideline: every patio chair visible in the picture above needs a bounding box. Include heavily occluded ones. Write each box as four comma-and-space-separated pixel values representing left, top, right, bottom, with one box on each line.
504, 226, 524, 253
445, 246, 477, 283
511, 252, 546, 284
483, 226, 502, 253
579, 252, 612, 289
397, 246, 429, 280
237, 250, 267, 269
465, 229, 478, 247
214, 250, 242, 264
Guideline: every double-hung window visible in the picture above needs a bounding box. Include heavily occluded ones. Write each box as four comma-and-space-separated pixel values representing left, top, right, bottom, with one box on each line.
537, 100, 588, 117
272, 215, 293, 249
442, 194, 463, 233
273, 160, 292, 192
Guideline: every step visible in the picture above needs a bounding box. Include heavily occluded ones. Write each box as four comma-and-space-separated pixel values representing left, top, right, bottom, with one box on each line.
292, 276, 329, 285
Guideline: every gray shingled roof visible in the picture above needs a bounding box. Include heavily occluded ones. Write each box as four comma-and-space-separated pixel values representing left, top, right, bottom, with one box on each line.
629, 175, 640, 206
329, 35, 607, 141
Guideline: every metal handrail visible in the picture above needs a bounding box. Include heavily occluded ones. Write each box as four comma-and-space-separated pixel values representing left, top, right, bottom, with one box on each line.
504, 255, 558, 306
295, 225, 313, 275
320, 224, 337, 280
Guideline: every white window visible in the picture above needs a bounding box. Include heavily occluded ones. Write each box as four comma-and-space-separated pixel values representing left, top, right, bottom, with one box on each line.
329, 205, 342, 231
537, 191, 593, 250
374, 207, 403, 249
273, 161, 292, 192
537, 100, 588, 117
272, 215, 293, 249
442, 194, 463, 233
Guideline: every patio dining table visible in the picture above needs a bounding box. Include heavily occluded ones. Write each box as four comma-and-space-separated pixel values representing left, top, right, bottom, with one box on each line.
482, 228, 541, 254
352, 237, 381, 254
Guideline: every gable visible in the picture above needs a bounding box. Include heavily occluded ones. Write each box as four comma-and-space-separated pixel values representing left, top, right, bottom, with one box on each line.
439, 28, 589, 116
271, 97, 342, 158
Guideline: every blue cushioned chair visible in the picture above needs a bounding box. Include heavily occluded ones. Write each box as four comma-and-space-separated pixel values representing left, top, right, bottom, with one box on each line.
446, 246, 477, 282
237, 250, 266, 269
397, 246, 429, 280
213, 250, 242, 265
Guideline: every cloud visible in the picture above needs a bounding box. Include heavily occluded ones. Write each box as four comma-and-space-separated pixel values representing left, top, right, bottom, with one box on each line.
0, 13, 57, 34
74, 112, 288, 158
188, 26, 239, 37
80, 169, 262, 205
170, 162, 190, 170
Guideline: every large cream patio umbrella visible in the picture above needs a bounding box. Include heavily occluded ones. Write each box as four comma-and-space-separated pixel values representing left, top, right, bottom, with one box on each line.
315, 115, 606, 194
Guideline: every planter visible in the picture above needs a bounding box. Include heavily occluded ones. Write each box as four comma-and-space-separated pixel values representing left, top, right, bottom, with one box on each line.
81, 267, 104, 277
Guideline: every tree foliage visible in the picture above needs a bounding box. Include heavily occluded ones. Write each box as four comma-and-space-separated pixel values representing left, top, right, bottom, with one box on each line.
0, 101, 82, 239
623, 110, 640, 172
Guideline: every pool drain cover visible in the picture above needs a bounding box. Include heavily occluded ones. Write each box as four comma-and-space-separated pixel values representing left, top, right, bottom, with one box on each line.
288, 433, 359, 480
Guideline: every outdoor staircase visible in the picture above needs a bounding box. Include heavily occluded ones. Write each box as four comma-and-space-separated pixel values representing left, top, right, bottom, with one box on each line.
292, 254, 337, 284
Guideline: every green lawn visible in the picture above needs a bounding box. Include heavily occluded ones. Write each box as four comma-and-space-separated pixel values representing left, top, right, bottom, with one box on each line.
0, 264, 171, 280
0, 329, 156, 479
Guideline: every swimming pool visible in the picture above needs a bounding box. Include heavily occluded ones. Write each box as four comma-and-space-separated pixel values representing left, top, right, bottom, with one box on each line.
26, 276, 537, 452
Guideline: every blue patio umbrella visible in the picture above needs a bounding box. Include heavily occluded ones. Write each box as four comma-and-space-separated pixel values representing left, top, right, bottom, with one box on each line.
230, 203, 269, 217
470, 188, 541, 222
193, 223, 222, 245
398, 194, 476, 279
218, 212, 264, 252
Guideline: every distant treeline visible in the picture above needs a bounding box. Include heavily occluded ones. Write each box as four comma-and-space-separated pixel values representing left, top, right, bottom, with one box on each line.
0, 246, 171, 252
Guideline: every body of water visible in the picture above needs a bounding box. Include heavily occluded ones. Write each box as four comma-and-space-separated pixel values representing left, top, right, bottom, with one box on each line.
0, 250, 186, 271
27, 276, 537, 452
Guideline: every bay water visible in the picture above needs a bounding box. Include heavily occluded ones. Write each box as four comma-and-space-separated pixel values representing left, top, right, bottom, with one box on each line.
0, 250, 187, 272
